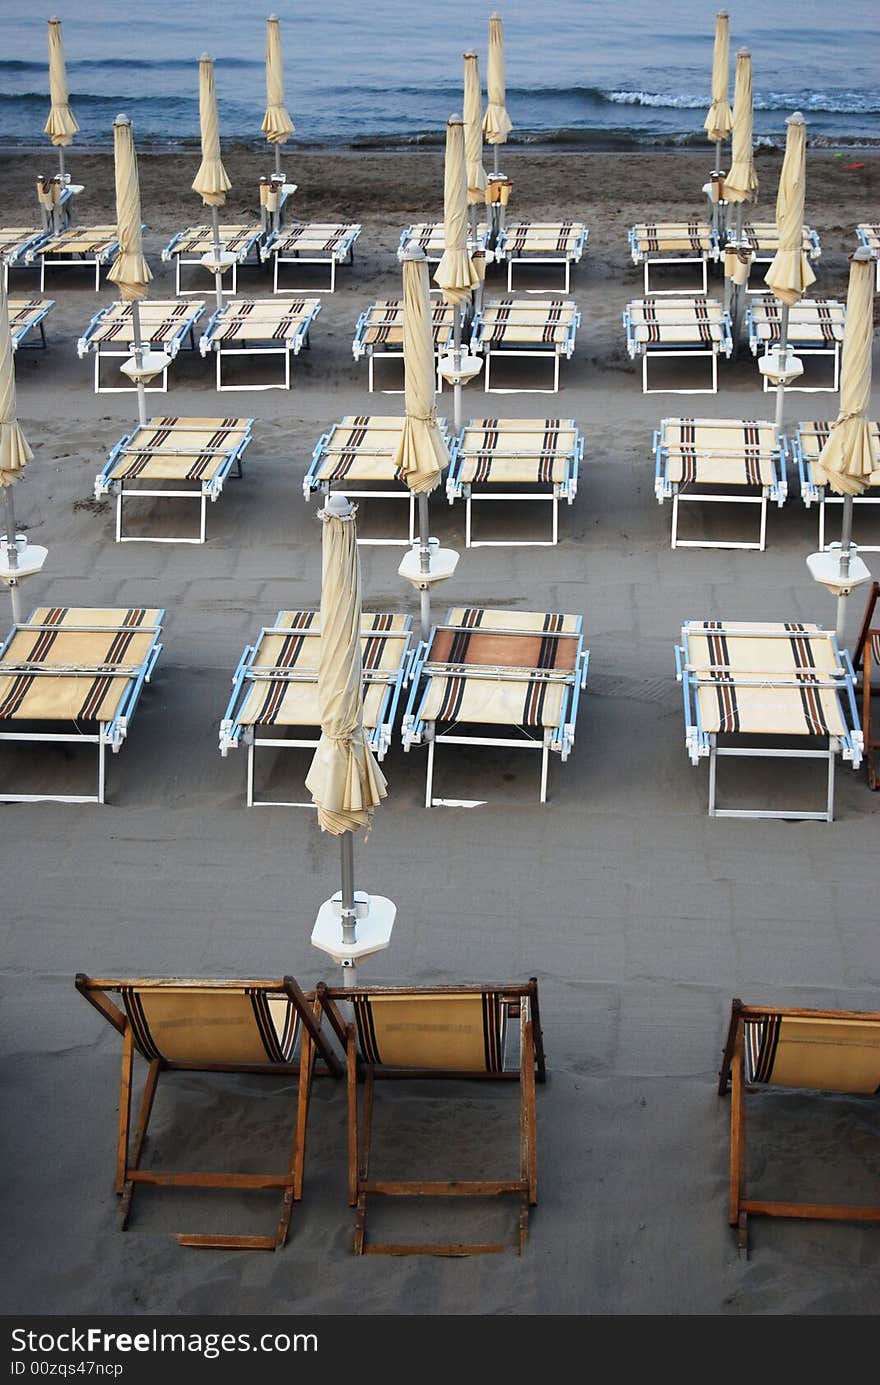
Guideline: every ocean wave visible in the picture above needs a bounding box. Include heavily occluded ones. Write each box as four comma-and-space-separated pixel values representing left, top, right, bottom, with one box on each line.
605, 87, 880, 115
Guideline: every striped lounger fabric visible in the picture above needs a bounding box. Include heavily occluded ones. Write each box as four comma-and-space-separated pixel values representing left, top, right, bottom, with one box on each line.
267, 222, 361, 293
198, 297, 321, 390
624, 296, 732, 394
0, 606, 164, 804
676, 619, 863, 820
353, 299, 456, 392
471, 298, 580, 393
398, 221, 491, 261
653, 417, 785, 550
28, 225, 121, 290
499, 221, 588, 291
856, 223, 880, 289
629, 221, 717, 293
403, 606, 589, 805
0, 228, 49, 287
76, 299, 205, 394
161, 223, 265, 294
7, 298, 54, 350
94, 416, 254, 543
747, 296, 846, 391
220, 610, 412, 805
789, 419, 880, 551
447, 417, 583, 547
304, 415, 449, 543
735, 222, 821, 257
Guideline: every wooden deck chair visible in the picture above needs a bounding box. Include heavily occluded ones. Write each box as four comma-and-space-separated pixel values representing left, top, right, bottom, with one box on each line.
718, 998, 880, 1253
76, 973, 342, 1249
318, 978, 546, 1256
852, 583, 880, 788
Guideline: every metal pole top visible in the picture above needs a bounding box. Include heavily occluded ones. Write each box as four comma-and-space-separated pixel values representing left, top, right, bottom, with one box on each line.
463, 50, 477, 59
401, 239, 428, 263
113, 114, 131, 128
267, 13, 279, 20
322, 492, 354, 518
786, 111, 806, 127
737, 47, 750, 58
447, 113, 464, 127
199, 52, 213, 64
852, 246, 874, 264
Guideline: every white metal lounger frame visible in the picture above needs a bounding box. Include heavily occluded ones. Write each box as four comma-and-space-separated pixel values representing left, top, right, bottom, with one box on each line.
9, 300, 54, 351
398, 223, 492, 266
0, 611, 164, 805
94, 420, 255, 544
730, 225, 822, 294
27, 228, 127, 291
352, 303, 453, 394
496, 224, 589, 293
623, 300, 733, 395
265, 224, 362, 293
470, 305, 581, 394
746, 297, 844, 393
446, 423, 583, 547
197, 300, 321, 391
653, 422, 787, 551
402, 616, 590, 807
855, 225, 880, 292
628, 225, 720, 295
789, 422, 880, 553
674, 623, 862, 821
219, 614, 413, 807
161, 225, 266, 296
76, 303, 205, 394
1, 230, 52, 291
303, 418, 450, 546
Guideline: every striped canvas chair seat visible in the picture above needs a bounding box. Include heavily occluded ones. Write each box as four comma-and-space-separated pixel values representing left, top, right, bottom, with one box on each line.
0, 227, 43, 259
168, 224, 262, 256
504, 221, 586, 256
628, 297, 727, 346
739, 222, 816, 254
478, 298, 577, 345
40, 226, 118, 255
313, 416, 410, 482
205, 297, 319, 343
632, 221, 714, 255
359, 299, 455, 347
272, 223, 359, 255
660, 418, 778, 487
456, 418, 577, 485
795, 420, 880, 489
750, 296, 845, 344
87, 300, 204, 346
106, 417, 251, 483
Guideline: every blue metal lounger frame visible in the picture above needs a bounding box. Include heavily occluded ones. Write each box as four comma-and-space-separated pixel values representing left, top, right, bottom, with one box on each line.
402, 609, 590, 807
219, 611, 414, 807
26, 226, 130, 291
197, 298, 321, 391
446, 419, 584, 547
9, 299, 55, 351
0, 607, 165, 805
1, 230, 52, 290
76, 300, 205, 394
674, 620, 863, 822
787, 420, 880, 553
622, 297, 733, 394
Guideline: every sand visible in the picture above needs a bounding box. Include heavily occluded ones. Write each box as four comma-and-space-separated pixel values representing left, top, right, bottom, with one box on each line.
0, 145, 878, 1316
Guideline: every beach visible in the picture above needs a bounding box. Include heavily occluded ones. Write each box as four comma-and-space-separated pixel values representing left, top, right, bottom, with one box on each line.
0, 142, 879, 1316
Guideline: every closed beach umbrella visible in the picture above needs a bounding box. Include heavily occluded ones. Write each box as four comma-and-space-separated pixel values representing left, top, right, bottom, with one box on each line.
395, 250, 448, 496
262, 15, 294, 177
435, 117, 480, 307
483, 12, 512, 172
463, 52, 487, 210
724, 49, 759, 211
704, 10, 732, 157
192, 55, 231, 207
305, 502, 387, 836
107, 117, 152, 302
0, 280, 34, 622
813, 249, 876, 498
764, 112, 815, 307
44, 18, 79, 179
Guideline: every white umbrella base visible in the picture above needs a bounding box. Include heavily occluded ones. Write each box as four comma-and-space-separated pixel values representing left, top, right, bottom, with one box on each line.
759, 349, 804, 386
806, 547, 872, 597
312, 892, 396, 965
0, 539, 48, 583
120, 350, 172, 384
398, 541, 459, 591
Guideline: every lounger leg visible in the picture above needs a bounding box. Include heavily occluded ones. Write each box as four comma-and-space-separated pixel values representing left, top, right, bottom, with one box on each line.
122, 1057, 161, 1226
507, 262, 513, 293
671, 491, 680, 549
465, 494, 473, 548
116, 492, 123, 544
484, 352, 491, 392
642, 354, 649, 395
553, 355, 560, 392
97, 736, 107, 805
176, 258, 182, 296
540, 744, 549, 804
368, 354, 374, 394
216, 351, 222, 392
425, 737, 436, 808
285, 347, 291, 391
246, 740, 255, 807
643, 262, 650, 295
330, 260, 336, 294
552, 492, 558, 546
758, 494, 768, 552
95, 260, 100, 292
708, 738, 718, 816
819, 500, 826, 552
115, 1025, 135, 1197
711, 353, 718, 394
522, 1018, 538, 1207
826, 746, 835, 822
346, 1027, 358, 1208
728, 1028, 746, 1238
353, 1066, 374, 1255
200, 494, 207, 544
94, 352, 100, 395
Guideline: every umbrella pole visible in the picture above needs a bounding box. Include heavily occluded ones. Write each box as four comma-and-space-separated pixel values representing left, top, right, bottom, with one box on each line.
339, 831, 357, 988
774, 303, 791, 439
418, 491, 431, 643
274, 143, 281, 178
493, 143, 499, 176
130, 299, 147, 428
452, 307, 463, 435
210, 204, 224, 311
57, 146, 65, 182
835, 496, 855, 641
2, 487, 22, 625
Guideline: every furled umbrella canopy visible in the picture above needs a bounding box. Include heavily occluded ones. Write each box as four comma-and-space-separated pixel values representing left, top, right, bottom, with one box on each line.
107, 116, 152, 301
192, 55, 231, 206
393, 250, 450, 494
482, 13, 512, 145
434, 117, 480, 305
463, 51, 487, 204
261, 15, 294, 144
724, 49, 759, 204
813, 249, 878, 497
704, 11, 732, 144
304, 504, 387, 835
764, 112, 816, 306
0, 281, 33, 487
44, 18, 79, 147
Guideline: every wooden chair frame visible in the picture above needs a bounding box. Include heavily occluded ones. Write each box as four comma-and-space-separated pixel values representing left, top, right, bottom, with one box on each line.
718, 998, 880, 1254
852, 583, 880, 788
76, 973, 342, 1250
318, 978, 546, 1257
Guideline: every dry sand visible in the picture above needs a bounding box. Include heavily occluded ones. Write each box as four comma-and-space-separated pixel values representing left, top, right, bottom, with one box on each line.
0, 146, 878, 1315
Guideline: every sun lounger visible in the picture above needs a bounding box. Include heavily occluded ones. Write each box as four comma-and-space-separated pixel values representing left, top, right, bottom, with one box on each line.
789, 419, 880, 551
26, 224, 124, 291
198, 296, 321, 391
654, 417, 786, 550
7, 297, 54, 351
0, 606, 164, 804
470, 297, 580, 393
447, 417, 583, 547
855, 223, 880, 291
94, 416, 254, 543
0, 227, 51, 291
495, 221, 588, 293
675, 619, 863, 821
352, 299, 456, 394
264, 221, 362, 293
747, 296, 845, 392
853, 582, 880, 788
628, 221, 719, 294
160, 223, 266, 295
220, 610, 413, 806
304, 415, 450, 544
317, 977, 545, 1255
718, 998, 880, 1254
729, 221, 822, 293
623, 296, 732, 394
76, 973, 342, 1249
403, 606, 589, 807
398, 220, 492, 265
77, 298, 204, 394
